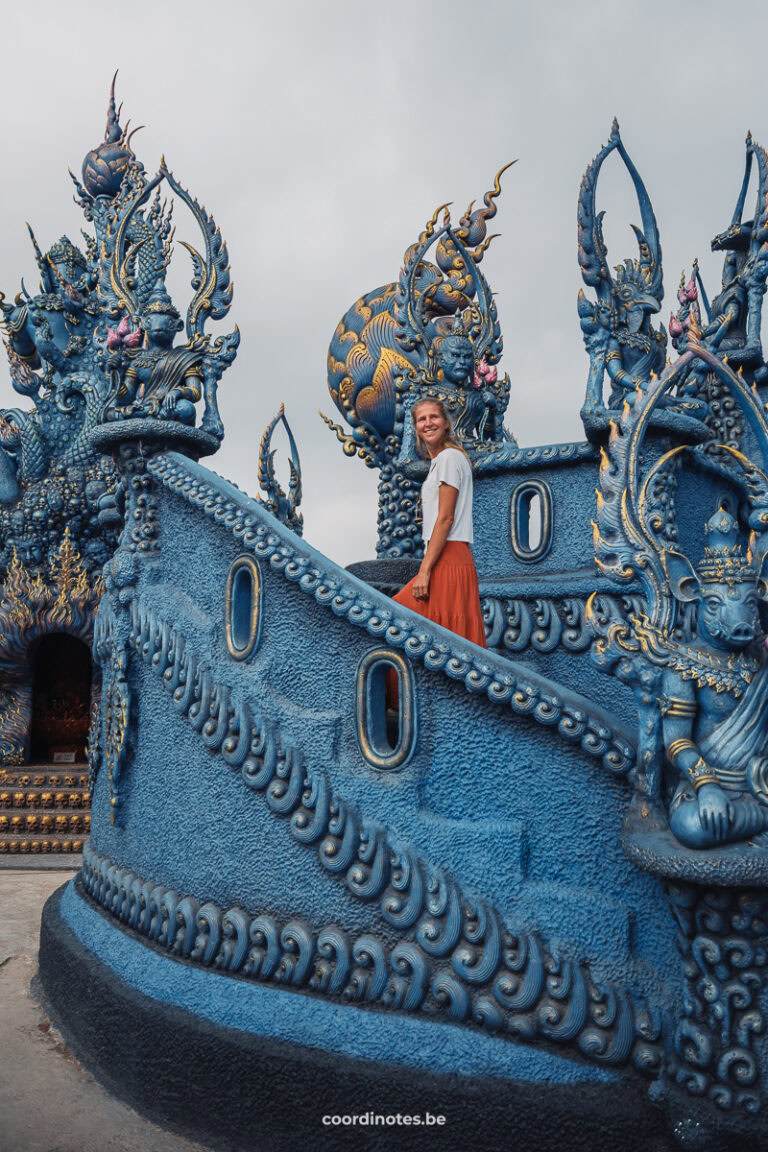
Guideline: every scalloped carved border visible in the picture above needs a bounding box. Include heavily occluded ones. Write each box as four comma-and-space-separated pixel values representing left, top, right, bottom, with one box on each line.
99, 594, 665, 1077
81, 826, 661, 1076
147, 453, 635, 776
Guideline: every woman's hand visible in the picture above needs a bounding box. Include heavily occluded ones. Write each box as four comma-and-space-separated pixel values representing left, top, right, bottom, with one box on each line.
414, 480, 457, 601
412, 567, 431, 601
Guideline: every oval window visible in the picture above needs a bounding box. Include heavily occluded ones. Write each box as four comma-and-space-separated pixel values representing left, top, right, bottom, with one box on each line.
225, 556, 261, 660
510, 480, 553, 562
356, 649, 416, 771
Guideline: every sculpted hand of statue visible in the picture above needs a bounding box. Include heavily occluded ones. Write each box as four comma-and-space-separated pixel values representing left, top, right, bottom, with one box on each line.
696, 782, 732, 843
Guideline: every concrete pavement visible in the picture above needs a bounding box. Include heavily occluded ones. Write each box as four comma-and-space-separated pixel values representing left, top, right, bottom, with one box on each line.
0, 869, 208, 1152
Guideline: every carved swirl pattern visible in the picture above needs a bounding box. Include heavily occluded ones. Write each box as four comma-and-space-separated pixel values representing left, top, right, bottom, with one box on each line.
402, 441, 597, 481
482, 594, 644, 654
468, 441, 597, 474
377, 463, 423, 559
103, 594, 663, 1074
702, 371, 746, 457
666, 883, 768, 1114
147, 454, 635, 776
118, 451, 160, 556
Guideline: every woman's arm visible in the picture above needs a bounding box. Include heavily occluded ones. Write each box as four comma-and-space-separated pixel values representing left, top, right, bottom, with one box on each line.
412, 482, 458, 600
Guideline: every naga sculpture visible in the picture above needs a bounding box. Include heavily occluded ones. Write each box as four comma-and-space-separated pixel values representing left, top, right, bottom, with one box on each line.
695, 133, 768, 375
578, 120, 666, 416
326, 166, 513, 451
0, 73, 239, 540
665, 135, 768, 462
586, 312, 768, 1127
578, 120, 710, 433
323, 169, 515, 556
64, 73, 238, 440
588, 323, 768, 850
0, 74, 238, 791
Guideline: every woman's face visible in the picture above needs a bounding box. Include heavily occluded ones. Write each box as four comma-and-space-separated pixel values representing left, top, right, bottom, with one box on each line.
414, 404, 449, 452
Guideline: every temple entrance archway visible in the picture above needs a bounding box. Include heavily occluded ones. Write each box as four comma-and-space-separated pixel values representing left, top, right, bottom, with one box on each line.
30, 633, 92, 764
0, 632, 92, 856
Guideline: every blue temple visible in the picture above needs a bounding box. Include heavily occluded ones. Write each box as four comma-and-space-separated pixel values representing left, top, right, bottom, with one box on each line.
1, 85, 767, 1151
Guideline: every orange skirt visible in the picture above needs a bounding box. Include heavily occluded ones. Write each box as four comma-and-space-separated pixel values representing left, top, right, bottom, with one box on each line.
393, 541, 487, 648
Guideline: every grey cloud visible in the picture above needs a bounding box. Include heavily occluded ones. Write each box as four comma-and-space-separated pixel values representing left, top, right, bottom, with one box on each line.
1, 0, 767, 563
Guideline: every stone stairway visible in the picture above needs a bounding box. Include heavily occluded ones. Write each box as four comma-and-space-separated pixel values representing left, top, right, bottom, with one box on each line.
0, 763, 90, 856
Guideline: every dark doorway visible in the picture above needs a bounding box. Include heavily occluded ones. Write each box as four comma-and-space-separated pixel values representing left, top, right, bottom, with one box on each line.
30, 634, 92, 763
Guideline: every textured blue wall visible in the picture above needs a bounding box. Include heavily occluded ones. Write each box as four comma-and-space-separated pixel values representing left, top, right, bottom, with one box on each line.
84, 451, 685, 1068
466, 442, 743, 740
473, 451, 599, 580
60, 880, 620, 1085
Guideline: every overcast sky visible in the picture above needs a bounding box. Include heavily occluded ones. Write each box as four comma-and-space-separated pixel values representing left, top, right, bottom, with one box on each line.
1, 0, 767, 564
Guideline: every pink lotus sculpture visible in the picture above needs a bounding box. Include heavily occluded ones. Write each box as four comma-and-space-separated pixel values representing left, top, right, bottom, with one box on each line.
106, 315, 142, 350
474, 357, 498, 390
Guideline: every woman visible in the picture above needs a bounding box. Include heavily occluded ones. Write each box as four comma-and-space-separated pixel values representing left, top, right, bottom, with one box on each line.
393, 399, 486, 648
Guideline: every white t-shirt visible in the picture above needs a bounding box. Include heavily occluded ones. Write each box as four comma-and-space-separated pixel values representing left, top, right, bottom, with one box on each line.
421, 448, 474, 543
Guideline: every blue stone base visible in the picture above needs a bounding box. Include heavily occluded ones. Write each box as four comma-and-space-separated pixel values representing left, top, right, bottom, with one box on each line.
38, 880, 679, 1152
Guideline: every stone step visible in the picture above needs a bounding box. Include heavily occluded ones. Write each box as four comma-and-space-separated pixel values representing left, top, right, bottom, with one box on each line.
0, 835, 85, 856
0, 762, 91, 855
0, 771, 90, 789
0, 812, 90, 834
0, 790, 90, 809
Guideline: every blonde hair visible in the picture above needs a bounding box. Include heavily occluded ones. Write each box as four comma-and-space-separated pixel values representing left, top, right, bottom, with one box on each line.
411, 398, 470, 460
